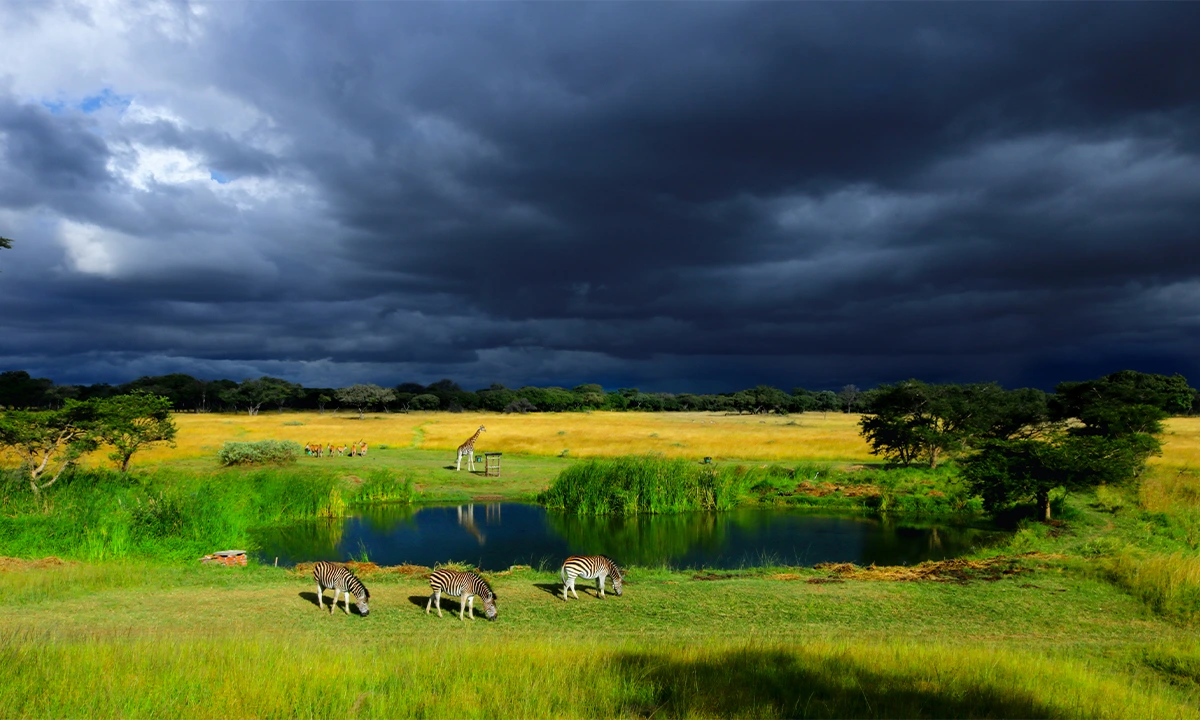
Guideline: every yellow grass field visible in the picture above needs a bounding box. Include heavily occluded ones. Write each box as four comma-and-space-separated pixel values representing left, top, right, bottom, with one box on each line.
126, 410, 876, 465
13, 411, 1200, 469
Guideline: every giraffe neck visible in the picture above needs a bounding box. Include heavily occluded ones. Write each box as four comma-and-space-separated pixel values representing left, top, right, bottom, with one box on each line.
461, 429, 482, 451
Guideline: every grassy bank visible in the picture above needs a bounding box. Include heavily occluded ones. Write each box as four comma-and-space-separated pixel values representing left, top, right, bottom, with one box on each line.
0, 466, 412, 562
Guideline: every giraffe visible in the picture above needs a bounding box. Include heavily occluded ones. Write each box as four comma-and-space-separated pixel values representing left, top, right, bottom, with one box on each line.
456, 425, 486, 471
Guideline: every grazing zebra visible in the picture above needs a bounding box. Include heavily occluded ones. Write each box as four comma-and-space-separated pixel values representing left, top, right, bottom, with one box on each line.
313, 561, 370, 616
426, 568, 497, 621
560, 555, 624, 600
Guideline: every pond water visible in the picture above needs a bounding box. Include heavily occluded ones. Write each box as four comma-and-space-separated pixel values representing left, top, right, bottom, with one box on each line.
253, 503, 1006, 570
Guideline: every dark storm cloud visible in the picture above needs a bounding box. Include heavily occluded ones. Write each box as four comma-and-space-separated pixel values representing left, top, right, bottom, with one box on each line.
0, 97, 112, 207
3, 2, 1200, 390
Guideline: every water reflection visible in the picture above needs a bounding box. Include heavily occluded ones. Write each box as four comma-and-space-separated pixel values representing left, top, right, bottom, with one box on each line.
252, 503, 1006, 570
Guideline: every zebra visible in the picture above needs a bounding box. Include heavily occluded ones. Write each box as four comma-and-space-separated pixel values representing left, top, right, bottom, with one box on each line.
560, 555, 624, 601
426, 568, 497, 621
313, 561, 370, 616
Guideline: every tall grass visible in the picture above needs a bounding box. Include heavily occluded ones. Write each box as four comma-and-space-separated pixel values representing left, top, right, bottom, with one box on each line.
1103, 550, 1200, 625
539, 456, 756, 514
0, 633, 1192, 718
0, 465, 413, 562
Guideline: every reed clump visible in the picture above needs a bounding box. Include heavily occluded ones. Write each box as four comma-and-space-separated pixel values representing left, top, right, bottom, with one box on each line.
539, 456, 754, 514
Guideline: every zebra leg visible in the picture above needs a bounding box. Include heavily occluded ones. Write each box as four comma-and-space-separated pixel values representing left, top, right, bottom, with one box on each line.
570, 575, 580, 600
598, 572, 606, 599
343, 591, 352, 615
331, 589, 341, 613
562, 574, 570, 601
468, 595, 476, 620
316, 583, 324, 611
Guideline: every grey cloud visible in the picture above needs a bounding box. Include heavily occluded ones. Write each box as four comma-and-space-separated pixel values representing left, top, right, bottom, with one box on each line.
2, 2, 1199, 391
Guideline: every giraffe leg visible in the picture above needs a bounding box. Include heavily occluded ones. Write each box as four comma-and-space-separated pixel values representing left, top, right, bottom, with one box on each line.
456, 451, 462, 471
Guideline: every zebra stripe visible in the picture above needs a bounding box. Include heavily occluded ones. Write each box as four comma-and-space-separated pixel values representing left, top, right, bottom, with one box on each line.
426, 568, 497, 621
313, 561, 370, 616
561, 555, 624, 600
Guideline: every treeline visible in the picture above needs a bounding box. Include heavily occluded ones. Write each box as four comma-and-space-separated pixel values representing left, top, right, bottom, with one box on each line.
0, 371, 873, 415
2, 369, 1199, 417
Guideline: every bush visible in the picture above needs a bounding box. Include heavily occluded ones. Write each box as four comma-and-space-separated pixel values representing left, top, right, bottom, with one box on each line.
217, 440, 303, 466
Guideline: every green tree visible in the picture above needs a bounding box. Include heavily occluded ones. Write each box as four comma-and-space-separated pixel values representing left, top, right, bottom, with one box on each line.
0, 400, 100, 495
859, 381, 1046, 468
410, 393, 441, 411
963, 371, 1192, 521
0, 370, 54, 409
336, 384, 396, 419
221, 377, 299, 416
94, 393, 177, 472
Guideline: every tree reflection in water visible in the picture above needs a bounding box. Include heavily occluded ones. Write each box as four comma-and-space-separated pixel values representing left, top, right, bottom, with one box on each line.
254, 504, 1007, 569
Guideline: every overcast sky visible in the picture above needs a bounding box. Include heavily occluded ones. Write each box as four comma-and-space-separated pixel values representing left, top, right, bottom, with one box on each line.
1, 2, 1197, 393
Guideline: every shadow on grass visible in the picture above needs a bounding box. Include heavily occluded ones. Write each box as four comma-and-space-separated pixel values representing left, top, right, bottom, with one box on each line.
407, 594, 470, 617
533, 582, 609, 600
297, 591, 368, 616
614, 648, 1060, 719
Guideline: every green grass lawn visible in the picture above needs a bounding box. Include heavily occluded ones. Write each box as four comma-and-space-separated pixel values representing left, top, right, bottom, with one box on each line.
1, 555, 1197, 718
158, 444, 573, 504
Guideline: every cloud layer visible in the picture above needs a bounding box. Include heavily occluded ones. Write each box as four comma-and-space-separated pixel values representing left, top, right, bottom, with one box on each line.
2, 2, 1198, 391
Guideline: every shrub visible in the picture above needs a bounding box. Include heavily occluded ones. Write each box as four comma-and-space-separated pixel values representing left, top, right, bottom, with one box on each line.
217, 440, 303, 466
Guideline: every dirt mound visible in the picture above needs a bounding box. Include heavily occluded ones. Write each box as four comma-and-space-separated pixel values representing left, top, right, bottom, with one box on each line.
812, 552, 1063, 584
0, 556, 72, 571
792, 481, 881, 498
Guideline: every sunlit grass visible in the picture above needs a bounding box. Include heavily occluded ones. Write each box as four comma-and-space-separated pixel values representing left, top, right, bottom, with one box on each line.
2, 633, 1193, 719
1103, 551, 1200, 625
1154, 418, 1200, 471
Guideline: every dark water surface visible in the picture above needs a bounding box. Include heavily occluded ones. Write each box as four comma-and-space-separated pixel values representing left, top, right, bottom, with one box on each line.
253, 503, 1006, 570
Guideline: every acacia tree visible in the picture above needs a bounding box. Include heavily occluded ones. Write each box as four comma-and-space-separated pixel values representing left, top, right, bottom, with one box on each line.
94, 393, 177, 472
859, 381, 1048, 469
0, 400, 99, 495
963, 371, 1191, 521
336, 384, 396, 419
221, 377, 299, 416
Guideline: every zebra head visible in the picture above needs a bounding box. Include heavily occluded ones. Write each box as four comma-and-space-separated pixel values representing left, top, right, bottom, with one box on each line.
356, 591, 370, 616
612, 566, 625, 596
483, 591, 497, 621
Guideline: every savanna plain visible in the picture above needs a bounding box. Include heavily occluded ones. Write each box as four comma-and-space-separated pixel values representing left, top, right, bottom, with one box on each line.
4, 411, 1200, 718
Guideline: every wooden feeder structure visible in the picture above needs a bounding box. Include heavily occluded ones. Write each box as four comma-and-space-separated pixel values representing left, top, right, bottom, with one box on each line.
483, 452, 503, 477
